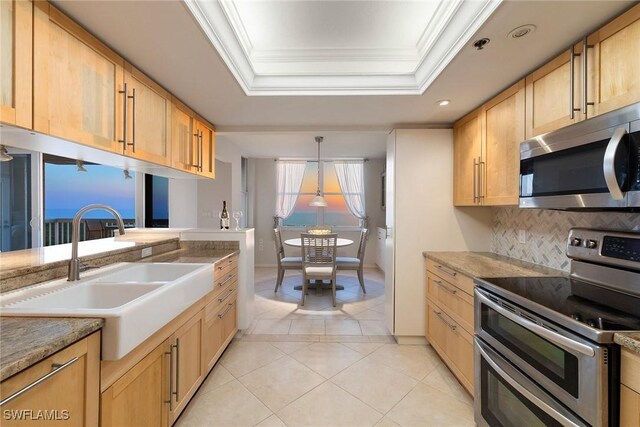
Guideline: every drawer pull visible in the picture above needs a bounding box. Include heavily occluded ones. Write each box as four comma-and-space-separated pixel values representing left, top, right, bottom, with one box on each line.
434, 310, 457, 331
218, 288, 235, 303
218, 302, 234, 319
164, 343, 177, 408
434, 280, 457, 295
0, 357, 79, 407
436, 264, 457, 278
217, 273, 234, 288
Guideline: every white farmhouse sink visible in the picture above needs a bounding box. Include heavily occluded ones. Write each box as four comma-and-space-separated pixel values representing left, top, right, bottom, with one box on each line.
0, 262, 213, 360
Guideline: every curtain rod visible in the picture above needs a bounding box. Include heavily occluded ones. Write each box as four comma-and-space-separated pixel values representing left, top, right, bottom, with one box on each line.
274, 158, 369, 162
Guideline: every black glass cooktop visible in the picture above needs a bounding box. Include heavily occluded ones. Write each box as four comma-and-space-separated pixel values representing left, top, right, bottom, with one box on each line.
477, 276, 640, 333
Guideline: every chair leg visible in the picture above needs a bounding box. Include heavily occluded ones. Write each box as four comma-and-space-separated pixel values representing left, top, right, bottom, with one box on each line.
301, 276, 307, 306
357, 268, 366, 293
332, 274, 337, 307
275, 268, 284, 292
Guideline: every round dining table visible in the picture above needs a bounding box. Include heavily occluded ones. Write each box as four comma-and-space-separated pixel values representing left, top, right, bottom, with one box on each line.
283, 237, 354, 292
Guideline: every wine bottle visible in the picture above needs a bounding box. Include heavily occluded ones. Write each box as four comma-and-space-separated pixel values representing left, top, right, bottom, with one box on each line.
220, 201, 230, 230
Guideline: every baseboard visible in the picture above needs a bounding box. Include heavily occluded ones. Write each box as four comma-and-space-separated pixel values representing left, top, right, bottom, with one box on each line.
394, 336, 428, 345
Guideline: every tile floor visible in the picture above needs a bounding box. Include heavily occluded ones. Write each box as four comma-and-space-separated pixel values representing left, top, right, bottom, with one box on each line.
175, 268, 475, 427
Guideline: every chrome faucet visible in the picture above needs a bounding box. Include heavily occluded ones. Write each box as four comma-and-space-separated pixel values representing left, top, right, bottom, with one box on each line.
68, 204, 126, 281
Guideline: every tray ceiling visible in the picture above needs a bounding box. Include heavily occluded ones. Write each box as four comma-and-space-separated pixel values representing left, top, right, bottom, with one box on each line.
185, 0, 502, 95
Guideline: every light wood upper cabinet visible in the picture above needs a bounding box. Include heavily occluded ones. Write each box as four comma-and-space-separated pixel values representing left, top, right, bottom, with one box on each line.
0, 0, 32, 129
587, 4, 640, 117
0, 332, 100, 427
453, 108, 483, 206
525, 49, 583, 139
121, 63, 172, 166
171, 99, 197, 173
33, 3, 124, 152
101, 339, 169, 427
484, 80, 525, 206
195, 118, 216, 179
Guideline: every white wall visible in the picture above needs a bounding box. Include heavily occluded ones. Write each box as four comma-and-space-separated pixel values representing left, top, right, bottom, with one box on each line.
391, 129, 493, 337
250, 158, 386, 267
197, 160, 232, 228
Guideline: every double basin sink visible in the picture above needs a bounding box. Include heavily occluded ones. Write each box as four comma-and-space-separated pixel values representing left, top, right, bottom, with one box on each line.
0, 263, 213, 360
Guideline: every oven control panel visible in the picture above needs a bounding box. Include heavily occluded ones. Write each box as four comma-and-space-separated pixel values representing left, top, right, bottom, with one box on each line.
567, 228, 640, 270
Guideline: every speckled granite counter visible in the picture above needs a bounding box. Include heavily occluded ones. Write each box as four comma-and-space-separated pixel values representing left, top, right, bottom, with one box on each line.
615, 333, 640, 354
0, 317, 103, 381
423, 251, 565, 278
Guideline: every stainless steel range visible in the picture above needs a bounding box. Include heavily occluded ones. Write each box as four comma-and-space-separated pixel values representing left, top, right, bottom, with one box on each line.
474, 228, 640, 427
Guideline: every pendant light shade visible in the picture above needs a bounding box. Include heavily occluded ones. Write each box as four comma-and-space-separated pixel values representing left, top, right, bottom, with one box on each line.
0, 145, 13, 162
309, 136, 327, 207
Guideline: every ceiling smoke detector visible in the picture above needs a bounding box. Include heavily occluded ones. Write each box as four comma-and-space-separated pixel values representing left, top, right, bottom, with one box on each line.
472, 38, 490, 50
508, 24, 536, 39
437, 100, 451, 107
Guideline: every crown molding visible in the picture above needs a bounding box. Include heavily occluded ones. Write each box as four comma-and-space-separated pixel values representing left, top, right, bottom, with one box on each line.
183, 0, 502, 96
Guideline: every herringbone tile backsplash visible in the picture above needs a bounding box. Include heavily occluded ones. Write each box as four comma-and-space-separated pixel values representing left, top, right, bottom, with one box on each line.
492, 207, 640, 272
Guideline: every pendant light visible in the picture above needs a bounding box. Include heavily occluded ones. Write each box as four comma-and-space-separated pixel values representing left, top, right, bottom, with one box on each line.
0, 145, 13, 162
309, 136, 328, 207
76, 160, 87, 172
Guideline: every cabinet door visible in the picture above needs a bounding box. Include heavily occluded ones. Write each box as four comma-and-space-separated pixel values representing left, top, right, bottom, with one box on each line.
621, 384, 640, 427
169, 311, 203, 422
100, 339, 169, 427
202, 301, 225, 374
483, 80, 525, 206
222, 298, 238, 342
453, 108, 483, 206
171, 101, 196, 173
33, 3, 123, 152
0, 0, 32, 128
587, 4, 640, 117
195, 120, 216, 179
122, 64, 171, 165
525, 49, 582, 139
0, 332, 100, 427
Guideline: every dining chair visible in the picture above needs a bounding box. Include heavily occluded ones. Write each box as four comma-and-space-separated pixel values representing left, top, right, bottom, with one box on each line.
273, 228, 302, 292
336, 228, 369, 293
300, 233, 338, 306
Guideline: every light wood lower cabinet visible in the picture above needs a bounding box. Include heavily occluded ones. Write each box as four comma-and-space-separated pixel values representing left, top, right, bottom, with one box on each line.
169, 312, 203, 423
0, 332, 100, 427
621, 347, 640, 426
101, 339, 170, 427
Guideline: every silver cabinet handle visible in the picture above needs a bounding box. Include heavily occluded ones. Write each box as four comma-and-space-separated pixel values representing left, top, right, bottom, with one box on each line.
434, 310, 457, 331
475, 289, 596, 357
472, 157, 478, 203
218, 288, 235, 303
164, 344, 176, 408
199, 130, 204, 172
603, 127, 628, 200
568, 46, 581, 120
436, 264, 457, 278
0, 357, 79, 406
118, 83, 128, 150
433, 279, 457, 295
217, 273, 235, 288
218, 302, 234, 319
130, 88, 136, 153
478, 158, 485, 200
581, 37, 594, 115
174, 339, 180, 402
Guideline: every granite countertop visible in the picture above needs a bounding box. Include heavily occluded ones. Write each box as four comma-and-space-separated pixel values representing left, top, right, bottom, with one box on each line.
423, 251, 565, 278
615, 333, 640, 354
0, 317, 103, 381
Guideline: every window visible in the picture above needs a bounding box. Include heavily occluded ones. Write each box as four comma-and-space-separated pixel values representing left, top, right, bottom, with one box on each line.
144, 174, 169, 228
43, 155, 135, 246
282, 161, 361, 228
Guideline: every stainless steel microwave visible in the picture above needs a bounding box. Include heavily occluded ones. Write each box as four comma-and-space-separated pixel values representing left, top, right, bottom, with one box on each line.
519, 102, 640, 210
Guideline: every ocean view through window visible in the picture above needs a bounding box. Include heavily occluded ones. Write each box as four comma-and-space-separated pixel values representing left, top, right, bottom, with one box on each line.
43, 155, 135, 246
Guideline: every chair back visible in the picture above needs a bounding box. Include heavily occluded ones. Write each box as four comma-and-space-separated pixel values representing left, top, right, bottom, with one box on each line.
274, 228, 285, 262
357, 228, 369, 260
306, 226, 333, 235
301, 233, 338, 268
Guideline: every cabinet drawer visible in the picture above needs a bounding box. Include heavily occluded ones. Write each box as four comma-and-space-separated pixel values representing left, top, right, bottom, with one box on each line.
426, 300, 473, 394
622, 348, 640, 394
621, 384, 640, 427
214, 255, 238, 280
426, 258, 474, 296
205, 288, 238, 323
426, 273, 474, 335
202, 294, 237, 372
208, 270, 237, 304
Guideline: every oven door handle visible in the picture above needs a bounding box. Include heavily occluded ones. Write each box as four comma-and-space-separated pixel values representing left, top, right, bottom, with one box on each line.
603, 127, 627, 201
476, 341, 587, 427
476, 290, 595, 357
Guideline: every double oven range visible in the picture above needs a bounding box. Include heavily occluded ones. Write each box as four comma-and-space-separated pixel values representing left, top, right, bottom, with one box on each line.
474, 228, 640, 427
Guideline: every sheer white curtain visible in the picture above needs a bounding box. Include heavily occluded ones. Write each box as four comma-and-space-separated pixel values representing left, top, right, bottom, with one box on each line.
275, 161, 306, 220
334, 160, 366, 223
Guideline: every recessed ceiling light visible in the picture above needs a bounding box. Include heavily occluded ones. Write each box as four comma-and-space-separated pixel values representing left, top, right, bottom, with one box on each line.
472, 38, 490, 50
508, 24, 536, 39
437, 100, 451, 107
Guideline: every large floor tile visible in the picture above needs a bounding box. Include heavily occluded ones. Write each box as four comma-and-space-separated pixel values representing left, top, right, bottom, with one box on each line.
368, 344, 438, 380
175, 380, 272, 427
269, 341, 312, 354
422, 364, 473, 406
251, 319, 292, 335
255, 414, 287, 427
325, 319, 362, 335
290, 342, 364, 378
220, 342, 285, 377
386, 383, 474, 427
238, 355, 325, 412
289, 319, 325, 335
197, 363, 235, 395
341, 342, 384, 355
277, 382, 383, 427
359, 320, 391, 336
332, 358, 418, 414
